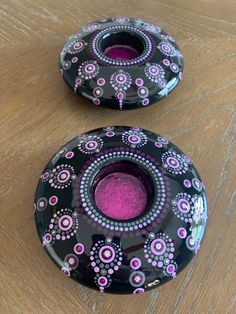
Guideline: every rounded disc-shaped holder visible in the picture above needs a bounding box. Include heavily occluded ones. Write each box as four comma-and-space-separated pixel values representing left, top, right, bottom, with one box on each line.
60, 17, 184, 110
34, 126, 207, 294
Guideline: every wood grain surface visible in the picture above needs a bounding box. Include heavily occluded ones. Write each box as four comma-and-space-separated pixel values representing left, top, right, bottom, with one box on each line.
1, 1, 236, 313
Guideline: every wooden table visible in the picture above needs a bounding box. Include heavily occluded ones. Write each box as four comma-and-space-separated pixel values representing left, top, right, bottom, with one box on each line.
1, 1, 236, 313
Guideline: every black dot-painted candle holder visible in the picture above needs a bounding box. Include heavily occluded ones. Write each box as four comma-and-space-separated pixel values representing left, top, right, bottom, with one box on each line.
34, 126, 207, 294
60, 18, 184, 110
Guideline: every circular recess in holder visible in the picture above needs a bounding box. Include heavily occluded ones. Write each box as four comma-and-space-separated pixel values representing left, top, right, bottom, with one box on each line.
59, 17, 184, 110
34, 126, 207, 294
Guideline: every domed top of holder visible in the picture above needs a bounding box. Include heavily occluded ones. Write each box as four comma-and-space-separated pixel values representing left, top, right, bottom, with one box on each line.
60, 17, 184, 110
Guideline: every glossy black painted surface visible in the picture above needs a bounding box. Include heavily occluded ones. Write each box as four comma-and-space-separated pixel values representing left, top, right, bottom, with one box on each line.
34, 126, 207, 294
59, 18, 184, 110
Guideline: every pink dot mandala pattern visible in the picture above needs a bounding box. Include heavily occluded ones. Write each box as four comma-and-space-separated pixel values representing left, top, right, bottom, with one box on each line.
144, 232, 177, 278
90, 238, 123, 292
121, 127, 148, 148
41, 164, 76, 189
34, 126, 207, 294
60, 17, 184, 109
43, 208, 79, 244
77, 134, 104, 154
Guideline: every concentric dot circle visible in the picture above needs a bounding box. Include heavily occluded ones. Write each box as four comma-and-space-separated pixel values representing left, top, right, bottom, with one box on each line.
93, 87, 103, 98
166, 157, 180, 169
57, 170, 70, 183
58, 215, 73, 231
116, 74, 127, 83
65, 151, 74, 159
170, 63, 179, 73
130, 258, 141, 270
177, 199, 190, 213
98, 276, 108, 287
98, 246, 116, 263
74, 41, 83, 50
186, 235, 198, 251
135, 78, 144, 86
149, 65, 159, 75
49, 195, 58, 206
183, 179, 191, 188
163, 59, 170, 66
97, 78, 105, 86
37, 197, 47, 211
177, 227, 187, 239
166, 263, 176, 274
85, 63, 96, 73
158, 136, 169, 145
64, 254, 79, 269
44, 233, 52, 243
142, 98, 149, 106
129, 271, 145, 287
74, 243, 85, 255
128, 135, 141, 144
192, 178, 202, 191
85, 140, 98, 150
151, 238, 167, 256
138, 86, 149, 98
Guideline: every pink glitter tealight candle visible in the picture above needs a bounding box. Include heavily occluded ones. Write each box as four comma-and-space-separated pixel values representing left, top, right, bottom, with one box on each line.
94, 172, 148, 220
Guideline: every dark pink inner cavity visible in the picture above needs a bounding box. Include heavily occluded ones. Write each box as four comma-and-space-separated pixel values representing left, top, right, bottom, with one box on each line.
104, 45, 140, 60
94, 172, 148, 220
100, 31, 144, 61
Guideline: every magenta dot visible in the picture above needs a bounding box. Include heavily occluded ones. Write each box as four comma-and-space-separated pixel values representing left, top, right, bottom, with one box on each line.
74, 243, 84, 255
163, 59, 170, 66
106, 131, 115, 137
93, 98, 100, 105
130, 257, 141, 270
142, 98, 149, 106
160, 81, 167, 88
72, 57, 78, 63
65, 151, 74, 159
135, 78, 144, 86
62, 267, 70, 276
184, 179, 191, 188
178, 227, 187, 239
167, 264, 175, 274
97, 78, 105, 86
49, 196, 58, 206
155, 141, 162, 148
76, 78, 82, 85
98, 276, 108, 286
133, 288, 144, 294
